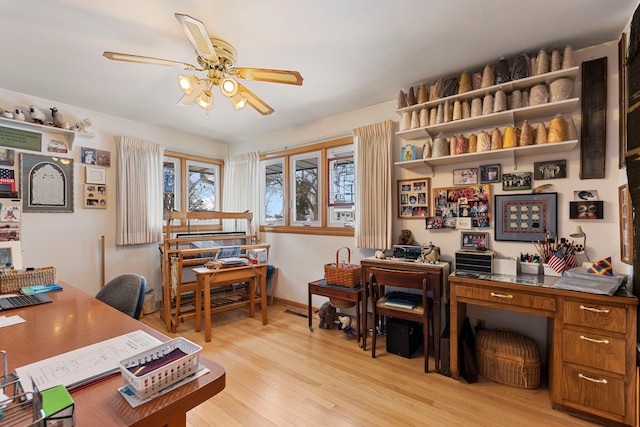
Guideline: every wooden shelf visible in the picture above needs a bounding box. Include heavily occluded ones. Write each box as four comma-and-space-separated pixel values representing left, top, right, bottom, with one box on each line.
0, 116, 94, 148
396, 139, 579, 175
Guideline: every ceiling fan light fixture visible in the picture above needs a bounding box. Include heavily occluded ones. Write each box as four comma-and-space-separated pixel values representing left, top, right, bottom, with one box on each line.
231, 93, 247, 110
196, 90, 213, 110
220, 78, 239, 97
178, 74, 199, 94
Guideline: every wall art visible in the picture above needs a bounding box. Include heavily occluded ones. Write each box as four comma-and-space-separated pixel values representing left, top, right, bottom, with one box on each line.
85, 166, 106, 185
453, 168, 478, 185
433, 185, 490, 228
502, 171, 532, 191
479, 164, 501, 183
569, 200, 604, 220
84, 184, 107, 209
398, 178, 430, 218
619, 184, 633, 264
533, 160, 567, 180
20, 153, 74, 213
494, 192, 557, 241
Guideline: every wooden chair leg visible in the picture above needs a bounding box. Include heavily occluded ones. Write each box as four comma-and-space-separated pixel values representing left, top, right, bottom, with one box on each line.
371, 310, 377, 358
423, 305, 430, 373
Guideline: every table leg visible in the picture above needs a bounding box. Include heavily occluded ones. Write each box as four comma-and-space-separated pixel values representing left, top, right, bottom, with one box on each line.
433, 299, 441, 373
204, 276, 212, 343
356, 292, 361, 347
249, 277, 255, 318
450, 297, 466, 380
195, 274, 202, 332
308, 284, 313, 331
260, 269, 268, 325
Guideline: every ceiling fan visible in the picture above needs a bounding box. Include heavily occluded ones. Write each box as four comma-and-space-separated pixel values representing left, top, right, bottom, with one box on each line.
103, 13, 303, 115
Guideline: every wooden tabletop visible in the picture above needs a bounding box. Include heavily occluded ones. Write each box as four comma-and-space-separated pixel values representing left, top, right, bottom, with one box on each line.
0, 282, 226, 427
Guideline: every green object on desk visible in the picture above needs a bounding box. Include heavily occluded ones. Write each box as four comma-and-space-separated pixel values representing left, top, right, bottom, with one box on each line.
41, 384, 75, 426
20, 284, 62, 295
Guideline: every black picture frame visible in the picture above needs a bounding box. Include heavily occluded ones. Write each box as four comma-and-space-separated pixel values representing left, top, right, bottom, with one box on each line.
494, 193, 557, 241
533, 160, 567, 180
502, 171, 532, 191
479, 164, 501, 183
569, 200, 604, 220
460, 232, 488, 250
20, 153, 74, 213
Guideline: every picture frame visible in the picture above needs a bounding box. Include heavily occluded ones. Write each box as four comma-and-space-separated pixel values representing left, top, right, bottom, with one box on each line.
494, 192, 557, 241
533, 160, 567, 180
569, 200, 604, 220
433, 185, 490, 228
453, 168, 478, 185
619, 33, 627, 169
84, 184, 107, 209
502, 171, 532, 191
460, 232, 488, 250
619, 184, 633, 264
20, 153, 74, 213
81, 147, 111, 167
85, 166, 106, 185
479, 164, 501, 183
398, 178, 430, 218
0, 149, 15, 166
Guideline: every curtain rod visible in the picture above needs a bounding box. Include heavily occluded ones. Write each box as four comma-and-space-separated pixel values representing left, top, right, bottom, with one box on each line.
258, 132, 352, 156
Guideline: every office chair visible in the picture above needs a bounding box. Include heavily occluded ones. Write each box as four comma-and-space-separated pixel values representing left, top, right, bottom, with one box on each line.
96, 273, 147, 320
366, 267, 431, 373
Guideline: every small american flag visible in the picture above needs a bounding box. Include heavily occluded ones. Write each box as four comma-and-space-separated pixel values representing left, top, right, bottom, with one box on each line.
565, 251, 577, 269
547, 248, 567, 274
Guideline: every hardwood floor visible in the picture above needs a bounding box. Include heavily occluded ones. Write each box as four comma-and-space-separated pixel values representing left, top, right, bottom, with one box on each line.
140, 305, 601, 427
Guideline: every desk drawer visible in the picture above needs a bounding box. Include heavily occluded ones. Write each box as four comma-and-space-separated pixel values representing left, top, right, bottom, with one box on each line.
456, 285, 556, 312
563, 329, 625, 374
563, 299, 627, 333
562, 365, 625, 418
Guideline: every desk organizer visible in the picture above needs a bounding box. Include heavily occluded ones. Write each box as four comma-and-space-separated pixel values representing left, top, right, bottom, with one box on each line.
118, 337, 202, 400
0, 266, 57, 293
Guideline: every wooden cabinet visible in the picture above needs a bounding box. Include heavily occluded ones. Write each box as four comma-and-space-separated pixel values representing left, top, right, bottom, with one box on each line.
449, 272, 637, 426
559, 296, 637, 422
394, 66, 580, 174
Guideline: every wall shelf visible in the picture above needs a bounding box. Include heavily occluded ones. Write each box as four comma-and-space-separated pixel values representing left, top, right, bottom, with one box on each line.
0, 116, 93, 148
395, 139, 578, 175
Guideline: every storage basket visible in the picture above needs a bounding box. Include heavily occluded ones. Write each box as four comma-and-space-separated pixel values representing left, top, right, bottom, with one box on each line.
118, 337, 202, 400
475, 328, 541, 389
0, 266, 57, 293
329, 297, 356, 309
324, 247, 361, 288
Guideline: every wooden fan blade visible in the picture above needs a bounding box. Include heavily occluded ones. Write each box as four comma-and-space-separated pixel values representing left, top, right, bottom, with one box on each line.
237, 83, 274, 115
103, 51, 197, 69
234, 68, 303, 85
174, 13, 219, 63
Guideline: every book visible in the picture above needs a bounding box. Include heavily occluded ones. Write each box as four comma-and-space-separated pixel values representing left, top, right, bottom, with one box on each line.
383, 291, 421, 309
20, 283, 63, 295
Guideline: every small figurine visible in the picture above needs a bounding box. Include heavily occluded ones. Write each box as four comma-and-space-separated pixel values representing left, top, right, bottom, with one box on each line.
29, 105, 46, 124
13, 108, 26, 121
51, 107, 64, 127
1, 110, 13, 119
419, 242, 441, 264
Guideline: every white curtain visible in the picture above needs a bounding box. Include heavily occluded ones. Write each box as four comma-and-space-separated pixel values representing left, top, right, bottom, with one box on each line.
222, 151, 260, 237
115, 136, 165, 245
353, 120, 394, 249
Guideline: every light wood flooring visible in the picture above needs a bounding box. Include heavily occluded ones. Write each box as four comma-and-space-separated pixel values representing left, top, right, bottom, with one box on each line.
140, 305, 602, 427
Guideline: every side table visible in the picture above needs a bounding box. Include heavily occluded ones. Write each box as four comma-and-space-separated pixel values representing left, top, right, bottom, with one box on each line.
308, 280, 363, 347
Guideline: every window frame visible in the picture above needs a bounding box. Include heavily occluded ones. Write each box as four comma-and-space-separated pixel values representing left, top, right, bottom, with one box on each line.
163, 150, 223, 232
259, 136, 354, 236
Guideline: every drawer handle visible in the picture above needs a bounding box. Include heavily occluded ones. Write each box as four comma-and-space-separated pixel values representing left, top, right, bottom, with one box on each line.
578, 373, 608, 384
490, 292, 513, 299
579, 335, 610, 345
579, 304, 610, 314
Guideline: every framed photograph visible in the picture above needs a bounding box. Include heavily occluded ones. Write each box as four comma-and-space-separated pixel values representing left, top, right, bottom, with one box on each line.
502, 171, 532, 191
461, 232, 488, 250
619, 33, 627, 169
84, 184, 107, 209
619, 184, 633, 264
85, 166, 106, 185
0, 149, 15, 166
433, 185, 490, 228
398, 178, 430, 218
453, 168, 478, 185
479, 164, 501, 183
569, 200, 604, 220
425, 216, 443, 229
533, 160, 567, 180
494, 192, 557, 241
20, 153, 74, 213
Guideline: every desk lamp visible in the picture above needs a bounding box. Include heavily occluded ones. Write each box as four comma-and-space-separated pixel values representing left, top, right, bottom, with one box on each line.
570, 225, 590, 261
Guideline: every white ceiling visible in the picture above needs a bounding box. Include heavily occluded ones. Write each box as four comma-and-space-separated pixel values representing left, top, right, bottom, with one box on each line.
0, 1, 638, 145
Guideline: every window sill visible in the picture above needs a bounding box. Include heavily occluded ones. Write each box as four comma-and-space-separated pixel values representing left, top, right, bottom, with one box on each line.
260, 225, 354, 237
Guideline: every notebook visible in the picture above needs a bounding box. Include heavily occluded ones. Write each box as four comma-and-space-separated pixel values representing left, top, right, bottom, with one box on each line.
0, 293, 53, 311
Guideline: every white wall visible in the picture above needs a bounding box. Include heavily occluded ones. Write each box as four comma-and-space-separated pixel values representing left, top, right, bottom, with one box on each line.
0, 87, 228, 298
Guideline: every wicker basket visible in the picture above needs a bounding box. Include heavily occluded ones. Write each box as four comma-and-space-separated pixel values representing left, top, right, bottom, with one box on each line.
0, 266, 57, 293
324, 247, 361, 288
476, 328, 541, 389
329, 297, 356, 309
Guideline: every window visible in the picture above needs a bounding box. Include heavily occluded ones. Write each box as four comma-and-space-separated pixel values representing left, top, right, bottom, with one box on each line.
259, 136, 354, 235
163, 151, 222, 229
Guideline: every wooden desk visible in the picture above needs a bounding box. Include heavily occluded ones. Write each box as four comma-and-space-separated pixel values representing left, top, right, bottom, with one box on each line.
308, 280, 363, 346
0, 283, 225, 427
360, 258, 449, 373
193, 263, 268, 342
449, 271, 637, 426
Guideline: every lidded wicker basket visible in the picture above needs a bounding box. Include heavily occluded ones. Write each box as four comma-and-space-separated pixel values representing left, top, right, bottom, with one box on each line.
0, 266, 57, 293
476, 328, 541, 389
324, 247, 360, 309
